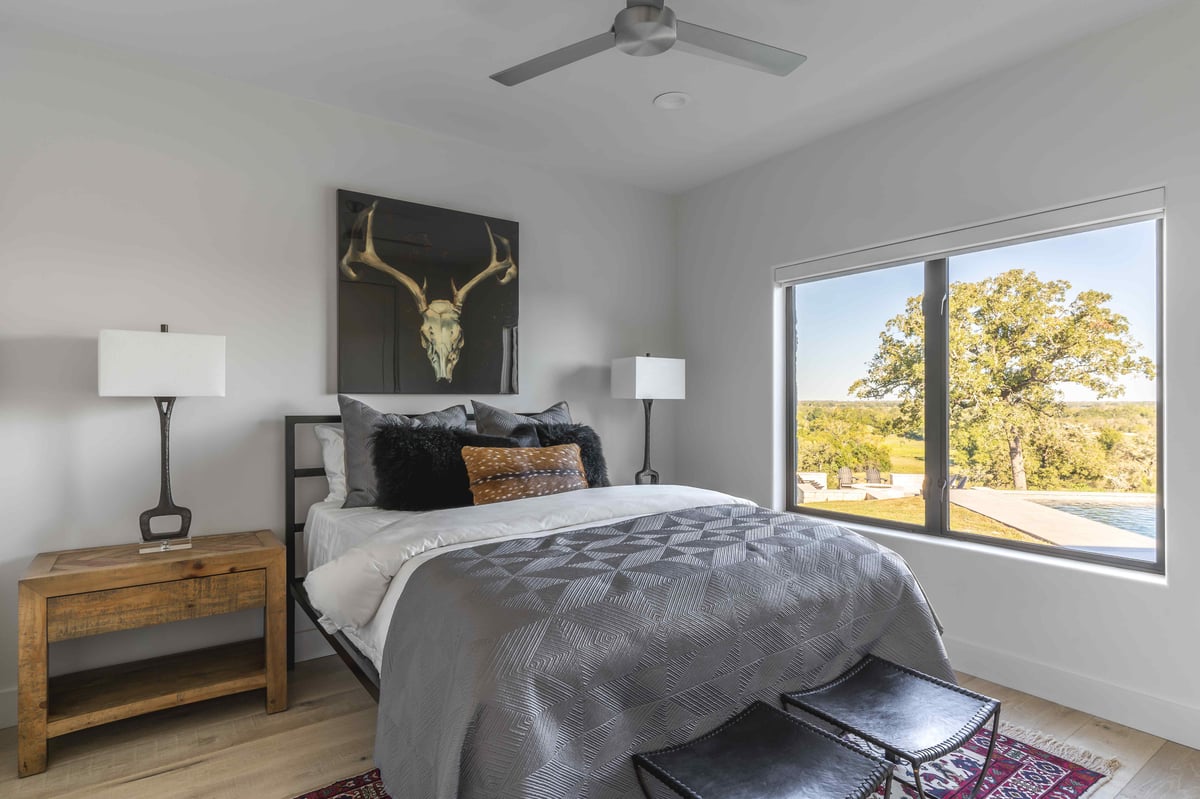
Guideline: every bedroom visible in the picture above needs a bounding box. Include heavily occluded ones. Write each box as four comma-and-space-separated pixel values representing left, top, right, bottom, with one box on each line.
1, 0, 1197, 797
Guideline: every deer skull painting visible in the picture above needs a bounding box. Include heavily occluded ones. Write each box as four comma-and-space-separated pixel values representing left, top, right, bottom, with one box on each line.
339, 199, 518, 386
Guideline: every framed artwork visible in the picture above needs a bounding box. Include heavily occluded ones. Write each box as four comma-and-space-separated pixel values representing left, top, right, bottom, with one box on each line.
337, 189, 518, 394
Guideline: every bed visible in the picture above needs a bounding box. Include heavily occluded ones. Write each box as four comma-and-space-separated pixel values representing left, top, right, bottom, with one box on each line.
284, 415, 951, 799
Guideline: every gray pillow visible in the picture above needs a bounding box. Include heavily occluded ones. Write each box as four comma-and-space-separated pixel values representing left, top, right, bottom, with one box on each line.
471, 400, 572, 437
338, 394, 468, 508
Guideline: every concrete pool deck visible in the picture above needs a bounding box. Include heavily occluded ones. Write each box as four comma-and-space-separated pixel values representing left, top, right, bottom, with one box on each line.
949, 488, 1152, 548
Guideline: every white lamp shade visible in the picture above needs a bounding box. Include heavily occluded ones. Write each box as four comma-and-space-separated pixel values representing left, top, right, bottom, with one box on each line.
98, 329, 226, 397
611, 356, 685, 400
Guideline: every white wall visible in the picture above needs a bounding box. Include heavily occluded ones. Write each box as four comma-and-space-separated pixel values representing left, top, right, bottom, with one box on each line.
0, 33, 680, 727
676, 2, 1200, 748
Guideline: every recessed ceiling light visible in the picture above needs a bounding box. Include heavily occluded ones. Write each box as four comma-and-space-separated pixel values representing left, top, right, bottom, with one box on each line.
653, 91, 691, 110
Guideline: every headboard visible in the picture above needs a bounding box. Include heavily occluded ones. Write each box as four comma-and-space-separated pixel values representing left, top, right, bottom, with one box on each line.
282, 410, 540, 693
284, 415, 344, 684
285, 410, 545, 549
284, 414, 340, 564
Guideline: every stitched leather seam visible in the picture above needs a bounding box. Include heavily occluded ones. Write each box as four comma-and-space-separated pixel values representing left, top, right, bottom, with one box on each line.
785, 655, 873, 697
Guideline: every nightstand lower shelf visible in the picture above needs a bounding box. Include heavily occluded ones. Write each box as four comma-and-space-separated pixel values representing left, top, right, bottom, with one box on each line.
47, 639, 267, 738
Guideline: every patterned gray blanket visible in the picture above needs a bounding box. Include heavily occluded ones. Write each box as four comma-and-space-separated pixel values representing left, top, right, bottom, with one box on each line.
376, 503, 951, 798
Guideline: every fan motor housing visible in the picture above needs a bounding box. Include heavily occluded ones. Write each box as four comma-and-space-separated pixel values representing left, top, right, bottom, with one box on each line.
614, 4, 677, 56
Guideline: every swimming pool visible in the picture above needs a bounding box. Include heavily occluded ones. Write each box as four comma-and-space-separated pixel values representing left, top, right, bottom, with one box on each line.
1030, 499, 1157, 539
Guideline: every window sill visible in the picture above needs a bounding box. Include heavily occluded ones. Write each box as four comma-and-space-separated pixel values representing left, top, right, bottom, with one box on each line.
835, 518, 1168, 586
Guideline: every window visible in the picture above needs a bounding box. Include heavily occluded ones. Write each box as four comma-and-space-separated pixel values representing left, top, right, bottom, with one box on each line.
786, 204, 1162, 572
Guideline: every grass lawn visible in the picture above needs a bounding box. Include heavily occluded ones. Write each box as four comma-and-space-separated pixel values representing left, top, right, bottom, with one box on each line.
800, 496, 1042, 543
881, 434, 925, 474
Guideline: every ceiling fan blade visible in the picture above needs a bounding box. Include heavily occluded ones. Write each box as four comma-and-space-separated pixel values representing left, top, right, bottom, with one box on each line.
674, 20, 806, 76
490, 31, 615, 86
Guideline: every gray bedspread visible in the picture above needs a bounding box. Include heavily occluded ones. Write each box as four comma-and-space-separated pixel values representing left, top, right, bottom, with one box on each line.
376, 503, 950, 798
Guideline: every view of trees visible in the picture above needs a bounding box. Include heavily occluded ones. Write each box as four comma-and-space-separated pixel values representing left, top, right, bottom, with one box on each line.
798, 269, 1157, 493
794, 404, 896, 488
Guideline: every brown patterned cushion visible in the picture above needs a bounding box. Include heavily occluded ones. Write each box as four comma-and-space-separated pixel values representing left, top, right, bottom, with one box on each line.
461, 444, 589, 506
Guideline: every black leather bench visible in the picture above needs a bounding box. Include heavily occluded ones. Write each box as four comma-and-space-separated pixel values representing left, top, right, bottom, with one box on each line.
632, 700, 891, 799
782, 656, 1001, 799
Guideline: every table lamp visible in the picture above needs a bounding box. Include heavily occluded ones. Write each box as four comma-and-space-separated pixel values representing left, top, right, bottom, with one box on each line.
611, 354, 685, 484
99, 325, 226, 552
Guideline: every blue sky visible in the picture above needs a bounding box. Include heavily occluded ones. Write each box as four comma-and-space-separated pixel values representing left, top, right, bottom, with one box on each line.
793, 219, 1159, 402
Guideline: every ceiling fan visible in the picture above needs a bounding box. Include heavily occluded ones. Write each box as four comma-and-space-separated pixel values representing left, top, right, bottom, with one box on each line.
490, 0, 807, 87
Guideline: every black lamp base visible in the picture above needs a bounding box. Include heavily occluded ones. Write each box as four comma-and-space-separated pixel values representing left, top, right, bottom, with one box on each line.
139, 504, 192, 542
139, 396, 193, 553
635, 468, 660, 485
635, 398, 662, 485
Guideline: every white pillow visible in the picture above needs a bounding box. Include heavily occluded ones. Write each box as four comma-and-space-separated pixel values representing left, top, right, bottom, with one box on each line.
314, 424, 347, 503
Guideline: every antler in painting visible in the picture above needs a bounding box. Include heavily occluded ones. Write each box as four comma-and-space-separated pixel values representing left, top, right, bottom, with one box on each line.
340, 201, 517, 382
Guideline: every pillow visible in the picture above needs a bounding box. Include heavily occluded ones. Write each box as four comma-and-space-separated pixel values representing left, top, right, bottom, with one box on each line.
508, 423, 541, 448
536, 423, 610, 488
371, 425, 518, 511
471, 400, 572, 437
313, 423, 347, 503
461, 444, 588, 506
339, 394, 468, 508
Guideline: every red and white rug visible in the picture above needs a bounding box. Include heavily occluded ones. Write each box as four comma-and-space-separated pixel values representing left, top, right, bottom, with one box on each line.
876, 723, 1119, 798
293, 724, 1118, 799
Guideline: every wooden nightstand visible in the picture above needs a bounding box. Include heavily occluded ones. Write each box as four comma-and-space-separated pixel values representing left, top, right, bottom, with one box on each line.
17, 530, 287, 777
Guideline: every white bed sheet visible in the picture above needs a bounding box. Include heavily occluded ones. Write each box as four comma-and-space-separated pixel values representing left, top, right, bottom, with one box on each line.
305, 501, 423, 671
304, 501, 420, 572
302, 487, 752, 672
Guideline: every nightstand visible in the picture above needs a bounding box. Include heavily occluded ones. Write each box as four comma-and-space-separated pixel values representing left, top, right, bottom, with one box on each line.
17, 530, 287, 777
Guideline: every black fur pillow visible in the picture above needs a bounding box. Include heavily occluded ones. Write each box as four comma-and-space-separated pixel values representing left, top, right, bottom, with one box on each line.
371, 425, 518, 511
536, 424, 610, 488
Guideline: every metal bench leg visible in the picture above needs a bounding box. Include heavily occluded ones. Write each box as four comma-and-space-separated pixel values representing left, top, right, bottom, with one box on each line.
911, 763, 928, 799
968, 709, 1002, 799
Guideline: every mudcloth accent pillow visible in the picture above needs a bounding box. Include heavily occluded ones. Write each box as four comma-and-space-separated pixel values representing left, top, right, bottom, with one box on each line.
536, 423, 610, 488
371, 425, 518, 511
471, 400, 572, 437
462, 444, 588, 506
340, 394, 468, 508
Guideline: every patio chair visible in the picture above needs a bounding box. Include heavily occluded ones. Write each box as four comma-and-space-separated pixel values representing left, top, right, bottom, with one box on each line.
838, 467, 854, 488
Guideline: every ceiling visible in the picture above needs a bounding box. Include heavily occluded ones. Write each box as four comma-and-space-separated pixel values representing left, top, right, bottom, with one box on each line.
2, 0, 1179, 193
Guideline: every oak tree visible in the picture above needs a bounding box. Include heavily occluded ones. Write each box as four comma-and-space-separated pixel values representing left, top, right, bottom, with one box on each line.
850, 269, 1154, 490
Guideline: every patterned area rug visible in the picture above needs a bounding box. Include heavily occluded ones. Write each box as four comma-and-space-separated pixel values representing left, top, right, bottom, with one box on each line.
293, 769, 387, 799
876, 723, 1119, 798
292, 724, 1119, 799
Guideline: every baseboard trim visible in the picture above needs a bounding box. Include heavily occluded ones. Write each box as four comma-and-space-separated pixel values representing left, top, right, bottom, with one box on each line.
945, 634, 1200, 750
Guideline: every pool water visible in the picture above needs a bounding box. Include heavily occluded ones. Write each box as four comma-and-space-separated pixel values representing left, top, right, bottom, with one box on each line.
1031, 499, 1157, 539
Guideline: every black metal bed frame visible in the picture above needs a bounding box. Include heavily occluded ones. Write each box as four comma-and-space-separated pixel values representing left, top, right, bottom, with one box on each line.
285, 414, 382, 701
284, 410, 542, 701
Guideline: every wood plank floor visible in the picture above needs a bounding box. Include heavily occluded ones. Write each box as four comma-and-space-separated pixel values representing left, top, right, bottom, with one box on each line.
0, 658, 1195, 798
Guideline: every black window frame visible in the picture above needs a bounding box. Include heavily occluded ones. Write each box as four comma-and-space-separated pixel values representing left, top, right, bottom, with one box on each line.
785, 219, 1165, 575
